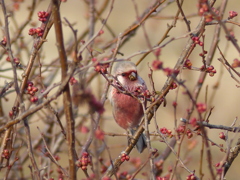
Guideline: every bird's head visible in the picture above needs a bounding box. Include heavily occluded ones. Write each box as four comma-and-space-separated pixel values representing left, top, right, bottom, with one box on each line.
113, 61, 138, 85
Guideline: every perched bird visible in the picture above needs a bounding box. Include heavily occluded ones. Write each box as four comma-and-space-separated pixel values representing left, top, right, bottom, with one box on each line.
109, 61, 147, 153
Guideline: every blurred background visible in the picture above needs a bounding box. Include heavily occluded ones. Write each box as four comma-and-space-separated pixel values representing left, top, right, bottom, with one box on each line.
1, 0, 240, 179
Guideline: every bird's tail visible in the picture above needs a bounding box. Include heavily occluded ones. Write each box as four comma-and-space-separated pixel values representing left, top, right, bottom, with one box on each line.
129, 128, 147, 153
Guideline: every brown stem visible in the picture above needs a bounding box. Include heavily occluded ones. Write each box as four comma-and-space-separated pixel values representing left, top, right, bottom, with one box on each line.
52, 0, 77, 179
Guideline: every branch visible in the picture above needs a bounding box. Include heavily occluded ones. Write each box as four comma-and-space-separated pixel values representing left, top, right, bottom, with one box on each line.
223, 138, 240, 176
52, 0, 77, 179
181, 118, 240, 132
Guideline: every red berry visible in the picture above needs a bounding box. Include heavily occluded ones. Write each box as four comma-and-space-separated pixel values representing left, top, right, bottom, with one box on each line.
14, 58, 20, 64
152, 60, 163, 70
219, 132, 226, 140
27, 86, 32, 91
1, 36, 7, 46
29, 91, 35, 96
229, 11, 238, 19
30, 96, 38, 103
38, 11, 49, 22
28, 28, 36, 36
28, 81, 34, 87
9, 111, 13, 118
98, 29, 104, 35
32, 87, 38, 92
196, 103, 207, 113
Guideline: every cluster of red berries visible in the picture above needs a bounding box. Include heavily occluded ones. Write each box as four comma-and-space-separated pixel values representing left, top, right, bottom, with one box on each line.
160, 127, 173, 138
191, 36, 203, 46
120, 152, 130, 162
206, 66, 217, 76
69, 77, 77, 85
176, 125, 185, 134
228, 11, 238, 20
142, 89, 157, 102
201, 65, 217, 77
196, 102, 207, 113
186, 129, 193, 139
37, 11, 49, 22
219, 132, 226, 140
152, 60, 163, 70
186, 173, 197, 180
6, 56, 20, 65
205, 7, 219, 23
29, 27, 44, 37
92, 58, 109, 74
184, 59, 192, 69
1, 149, 10, 159
198, 0, 209, 15
26, 81, 38, 103
162, 67, 173, 76
232, 58, 240, 68
176, 125, 193, 139
198, 0, 219, 22
76, 152, 92, 170
28, 11, 49, 37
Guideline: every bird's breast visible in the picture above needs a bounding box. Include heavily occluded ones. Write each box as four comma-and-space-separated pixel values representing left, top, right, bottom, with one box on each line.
111, 88, 143, 129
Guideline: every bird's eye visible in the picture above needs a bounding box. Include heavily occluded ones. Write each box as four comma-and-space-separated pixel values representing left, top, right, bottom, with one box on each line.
121, 73, 126, 77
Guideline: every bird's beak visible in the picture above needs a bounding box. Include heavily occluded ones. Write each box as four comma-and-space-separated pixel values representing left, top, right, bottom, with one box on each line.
129, 72, 137, 81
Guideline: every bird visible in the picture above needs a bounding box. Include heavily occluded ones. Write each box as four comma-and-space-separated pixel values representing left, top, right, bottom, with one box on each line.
109, 61, 147, 153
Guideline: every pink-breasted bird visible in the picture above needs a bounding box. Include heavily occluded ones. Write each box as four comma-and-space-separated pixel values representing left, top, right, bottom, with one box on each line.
109, 61, 147, 153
